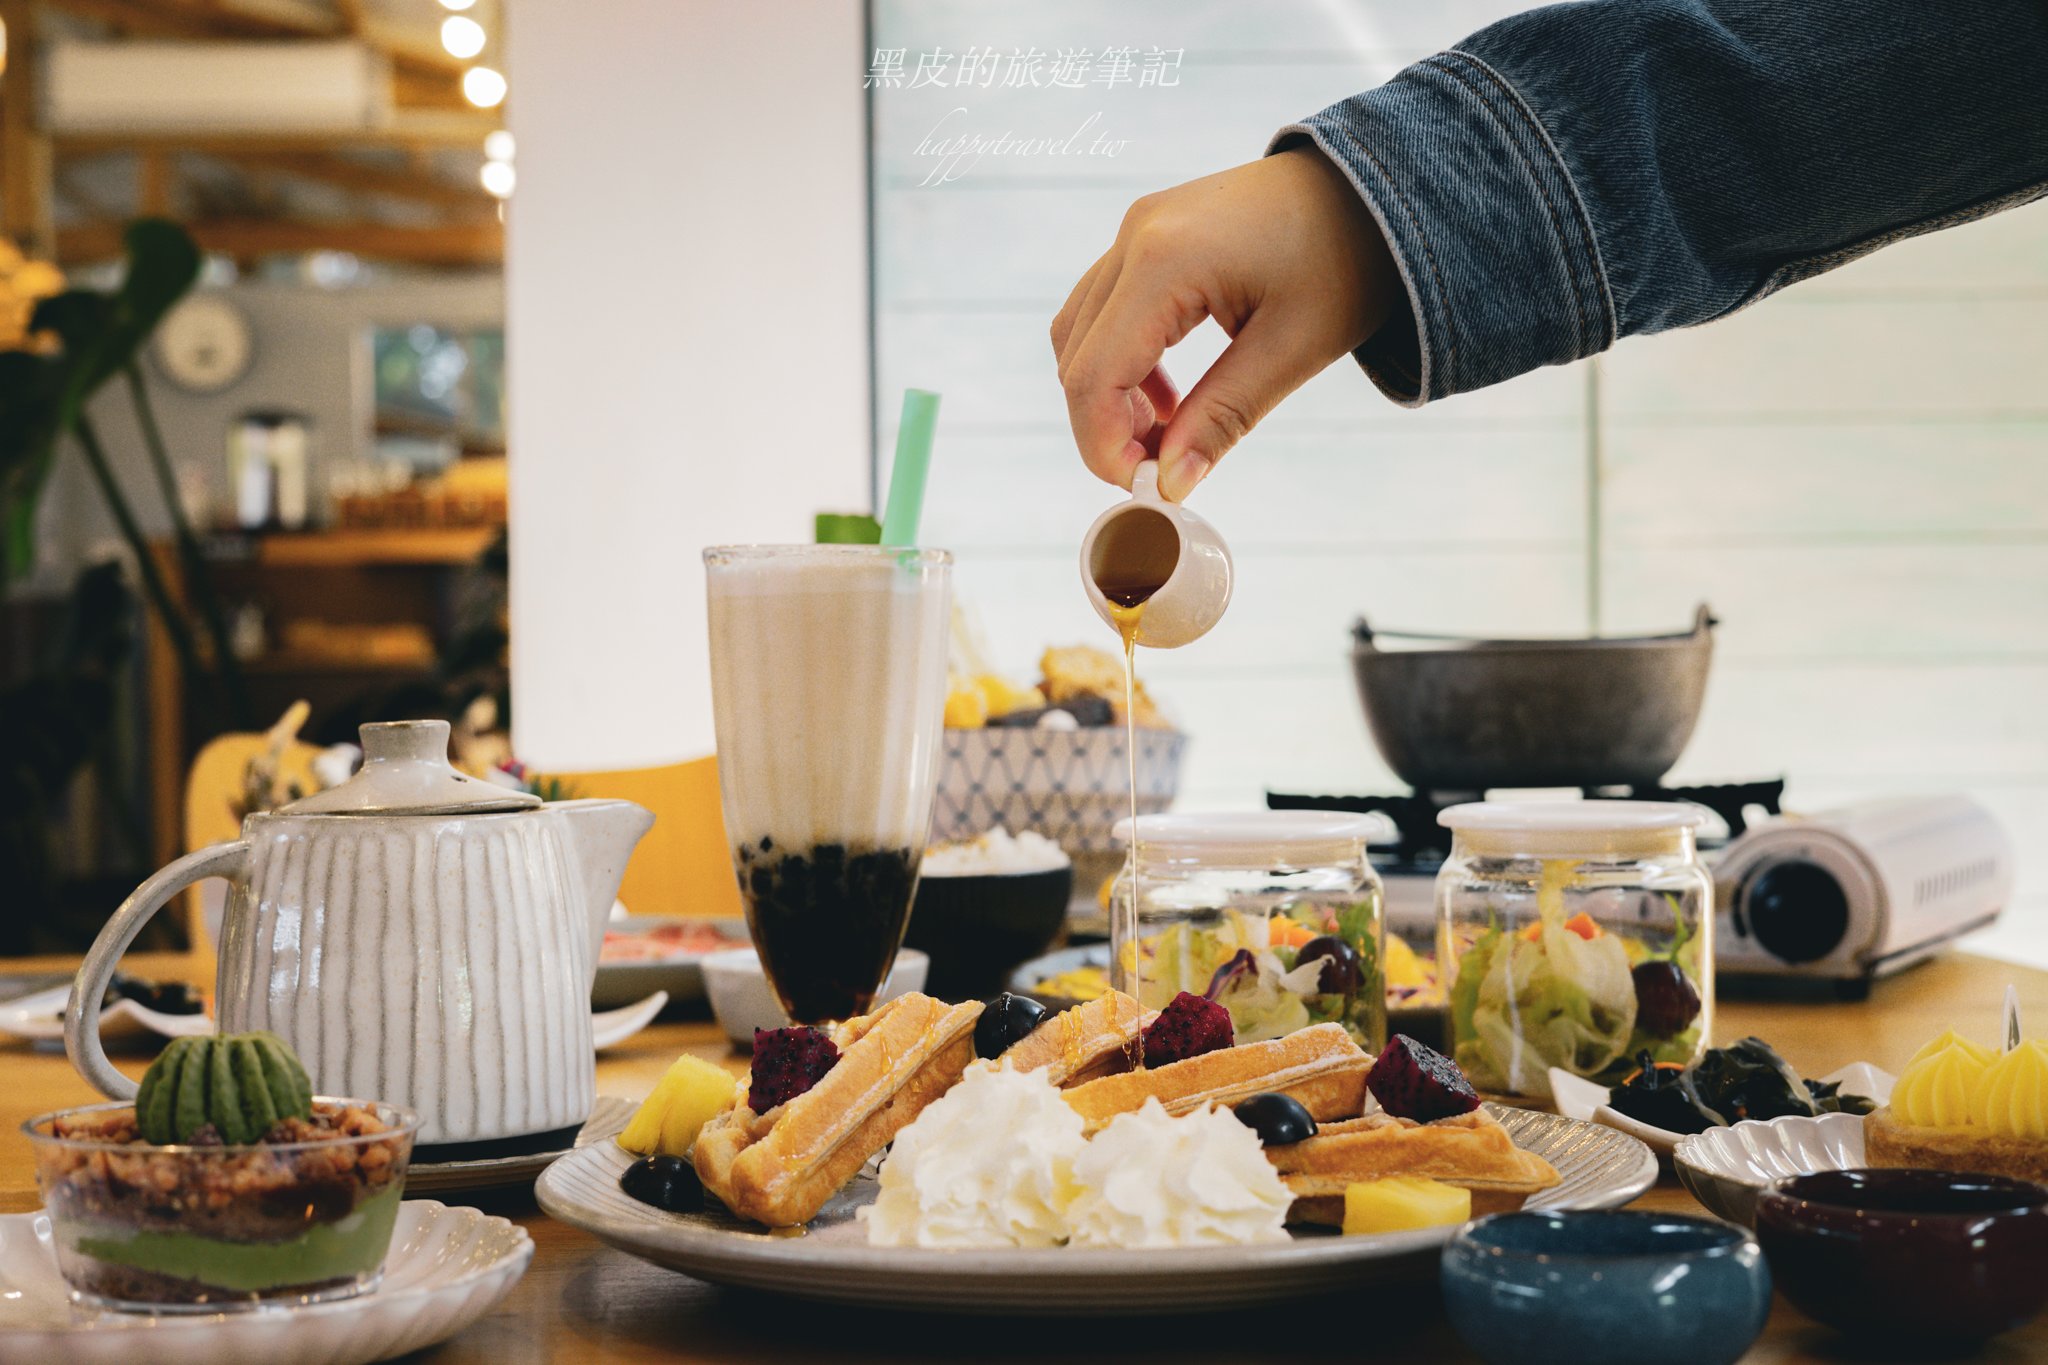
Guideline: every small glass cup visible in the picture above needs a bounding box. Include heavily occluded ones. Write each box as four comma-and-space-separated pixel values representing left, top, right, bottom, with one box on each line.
1436, 801, 1713, 1101
26, 1098, 417, 1313
704, 544, 953, 1023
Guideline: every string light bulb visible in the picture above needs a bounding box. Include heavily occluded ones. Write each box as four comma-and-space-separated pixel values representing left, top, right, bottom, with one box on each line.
440, 0, 476, 10
480, 160, 516, 199
484, 130, 515, 162
441, 15, 486, 60
462, 66, 508, 109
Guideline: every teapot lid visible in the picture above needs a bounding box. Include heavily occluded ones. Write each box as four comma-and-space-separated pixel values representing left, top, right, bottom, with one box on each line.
282, 720, 542, 816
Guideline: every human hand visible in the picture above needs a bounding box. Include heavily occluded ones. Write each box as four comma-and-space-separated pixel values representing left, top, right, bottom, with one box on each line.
1050, 147, 1399, 501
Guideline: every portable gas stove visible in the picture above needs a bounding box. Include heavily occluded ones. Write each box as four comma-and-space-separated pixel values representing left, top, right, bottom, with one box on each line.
1268, 781, 2012, 995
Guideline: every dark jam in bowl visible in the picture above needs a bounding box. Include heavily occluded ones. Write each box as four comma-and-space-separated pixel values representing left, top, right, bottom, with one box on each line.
738, 841, 916, 1022
1756, 1168, 2048, 1344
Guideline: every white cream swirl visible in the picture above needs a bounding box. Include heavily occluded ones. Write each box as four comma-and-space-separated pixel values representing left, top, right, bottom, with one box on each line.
861, 1061, 1086, 1248
1065, 1098, 1292, 1248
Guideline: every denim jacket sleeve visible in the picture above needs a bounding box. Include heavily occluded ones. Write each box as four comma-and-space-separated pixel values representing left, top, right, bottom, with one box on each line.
1270, 0, 2048, 406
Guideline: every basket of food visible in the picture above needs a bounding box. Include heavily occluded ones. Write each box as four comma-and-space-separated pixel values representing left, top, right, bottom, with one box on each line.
934, 643, 1186, 878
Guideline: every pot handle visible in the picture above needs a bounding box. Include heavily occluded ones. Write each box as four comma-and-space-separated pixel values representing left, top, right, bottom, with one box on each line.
1690, 602, 1718, 637
66, 841, 249, 1100
1351, 616, 1379, 651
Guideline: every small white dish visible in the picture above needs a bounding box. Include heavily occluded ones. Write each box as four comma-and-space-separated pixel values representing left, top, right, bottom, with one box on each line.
1673, 1110, 1871, 1226
0, 1199, 530, 1364
1549, 1062, 1894, 1157
0, 985, 212, 1046
592, 915, 750, 1009
590, 991, 669, 1050
701, 947, 928, 1049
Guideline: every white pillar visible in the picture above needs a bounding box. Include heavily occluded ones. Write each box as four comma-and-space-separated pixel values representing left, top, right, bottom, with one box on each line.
505, 0, 871, 771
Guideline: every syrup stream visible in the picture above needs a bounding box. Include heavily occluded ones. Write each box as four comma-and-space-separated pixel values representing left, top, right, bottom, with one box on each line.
1105, 589, 1151, 1070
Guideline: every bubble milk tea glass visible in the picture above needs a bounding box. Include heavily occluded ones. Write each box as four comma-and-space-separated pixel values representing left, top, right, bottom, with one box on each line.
704, 545, 953, 1023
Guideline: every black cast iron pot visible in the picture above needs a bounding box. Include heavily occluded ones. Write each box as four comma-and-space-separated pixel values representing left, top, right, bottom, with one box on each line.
1349, 604, 1715, 793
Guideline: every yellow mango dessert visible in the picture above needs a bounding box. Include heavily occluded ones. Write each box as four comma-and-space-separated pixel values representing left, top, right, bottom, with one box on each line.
618, 1054, 739, 1158
1342, 1177, 1472, 1235
1866, 1026, 2048, 1183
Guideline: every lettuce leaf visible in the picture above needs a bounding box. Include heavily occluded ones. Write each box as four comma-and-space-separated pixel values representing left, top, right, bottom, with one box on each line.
1451, 891, 1638, 1098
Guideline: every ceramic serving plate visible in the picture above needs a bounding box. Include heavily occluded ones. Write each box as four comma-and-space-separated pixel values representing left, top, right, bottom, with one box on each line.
407, 1093, 634, 1195
1549, 1062, 1894, 1157
593, 917, 750, 1009
0, 1200, 530, 1364
1673, 1111, 1871, 1226
536, 1105, 1657, 1314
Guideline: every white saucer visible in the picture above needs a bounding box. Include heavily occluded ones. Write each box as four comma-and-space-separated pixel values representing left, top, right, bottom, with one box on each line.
0, 985, 212, 1046
0, 1200, 531, 1364
0, 986, 667, 1053
405, 1093, 635, 1195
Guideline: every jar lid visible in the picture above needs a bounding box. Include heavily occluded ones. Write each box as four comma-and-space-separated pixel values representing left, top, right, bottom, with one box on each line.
1111, 811, 1386, 863
281, 720, 540, 816
1438, 800, 1703, 857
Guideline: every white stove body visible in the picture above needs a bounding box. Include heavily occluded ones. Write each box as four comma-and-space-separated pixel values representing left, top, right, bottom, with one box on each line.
1712, 795, 2011, 985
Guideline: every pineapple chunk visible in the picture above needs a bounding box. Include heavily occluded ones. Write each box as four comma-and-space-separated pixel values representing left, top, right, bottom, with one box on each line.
943, 684, 989, 729
973, 673, 1045, 719
1342, 1177, 1471, 1235
619, 1055, 739, 1158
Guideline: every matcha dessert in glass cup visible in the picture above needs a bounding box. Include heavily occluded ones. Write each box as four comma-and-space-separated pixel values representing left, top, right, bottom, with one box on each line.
26, 1031, 417, 1312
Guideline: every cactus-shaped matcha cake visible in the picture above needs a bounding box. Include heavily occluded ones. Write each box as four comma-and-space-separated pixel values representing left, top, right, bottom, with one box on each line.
135, 1031, 315, 1145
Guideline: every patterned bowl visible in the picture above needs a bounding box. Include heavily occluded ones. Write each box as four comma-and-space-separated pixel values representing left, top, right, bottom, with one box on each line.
1672, 1111, 1868, 1226
932, 726, 1186, 859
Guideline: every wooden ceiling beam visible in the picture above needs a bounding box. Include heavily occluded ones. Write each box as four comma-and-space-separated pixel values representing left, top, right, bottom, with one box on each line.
41, 0, 472, 82
41, 0, 338, 41
58, 217, 503, 267
210, 149, 485, 209
54, 111, 504, 155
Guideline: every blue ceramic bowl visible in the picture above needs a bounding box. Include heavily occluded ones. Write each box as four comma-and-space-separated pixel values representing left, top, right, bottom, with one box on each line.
1442, 1210, 1771, 1365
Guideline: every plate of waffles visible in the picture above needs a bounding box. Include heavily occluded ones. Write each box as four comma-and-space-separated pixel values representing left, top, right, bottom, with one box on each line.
537, 991, 1658, 1313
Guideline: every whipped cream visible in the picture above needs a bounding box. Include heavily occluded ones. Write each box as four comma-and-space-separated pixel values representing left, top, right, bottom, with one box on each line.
862, 1062, 1086, 1248
1065, 1098, 1292, 1248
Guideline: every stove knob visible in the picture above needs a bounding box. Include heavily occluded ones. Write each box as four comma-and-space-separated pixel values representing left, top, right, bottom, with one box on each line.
1742, 859, 1850, 965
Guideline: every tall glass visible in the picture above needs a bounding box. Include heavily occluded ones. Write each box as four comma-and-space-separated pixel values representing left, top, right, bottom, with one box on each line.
704, 545, 953, 1022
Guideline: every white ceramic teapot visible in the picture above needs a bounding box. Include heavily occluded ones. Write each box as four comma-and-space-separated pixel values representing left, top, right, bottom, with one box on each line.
66, 720, 655, 1145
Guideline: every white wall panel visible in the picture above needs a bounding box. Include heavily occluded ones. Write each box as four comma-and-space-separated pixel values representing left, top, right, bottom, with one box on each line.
873, 0, 2048, 972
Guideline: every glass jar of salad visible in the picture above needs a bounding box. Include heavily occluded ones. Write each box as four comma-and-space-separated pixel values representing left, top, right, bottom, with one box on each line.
1110, 812, 1385, 1050
1436, 802, 1712, 1101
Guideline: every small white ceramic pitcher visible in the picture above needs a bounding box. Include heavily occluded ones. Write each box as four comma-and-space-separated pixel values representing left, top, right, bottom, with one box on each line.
1078, 459, 1233, 648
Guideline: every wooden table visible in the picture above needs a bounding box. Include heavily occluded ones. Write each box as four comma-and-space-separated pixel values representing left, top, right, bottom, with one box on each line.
4, 952, 2045, 1362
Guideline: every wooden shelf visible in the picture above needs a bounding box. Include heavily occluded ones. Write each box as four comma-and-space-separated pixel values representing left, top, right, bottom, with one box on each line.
217, 527, 499, 569
242, 652, 436, 675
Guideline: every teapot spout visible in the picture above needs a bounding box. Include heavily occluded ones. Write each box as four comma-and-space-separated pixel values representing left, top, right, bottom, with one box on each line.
555, 798, 656, 971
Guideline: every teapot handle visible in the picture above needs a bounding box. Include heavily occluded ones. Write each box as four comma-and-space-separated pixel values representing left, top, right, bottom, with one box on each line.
66, 841, 250, 1100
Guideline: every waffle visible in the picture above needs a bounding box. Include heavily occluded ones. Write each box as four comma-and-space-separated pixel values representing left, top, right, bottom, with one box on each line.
1001, 992, 1144, 1086
692, 993, 982, 1227
1061, 1023, 1372, 1134
1865, 1107, 2048, 1185
1267, 1110, 1563, 1224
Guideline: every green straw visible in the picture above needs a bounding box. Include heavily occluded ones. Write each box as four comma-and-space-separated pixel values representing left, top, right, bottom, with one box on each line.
879, 389, 941, 546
